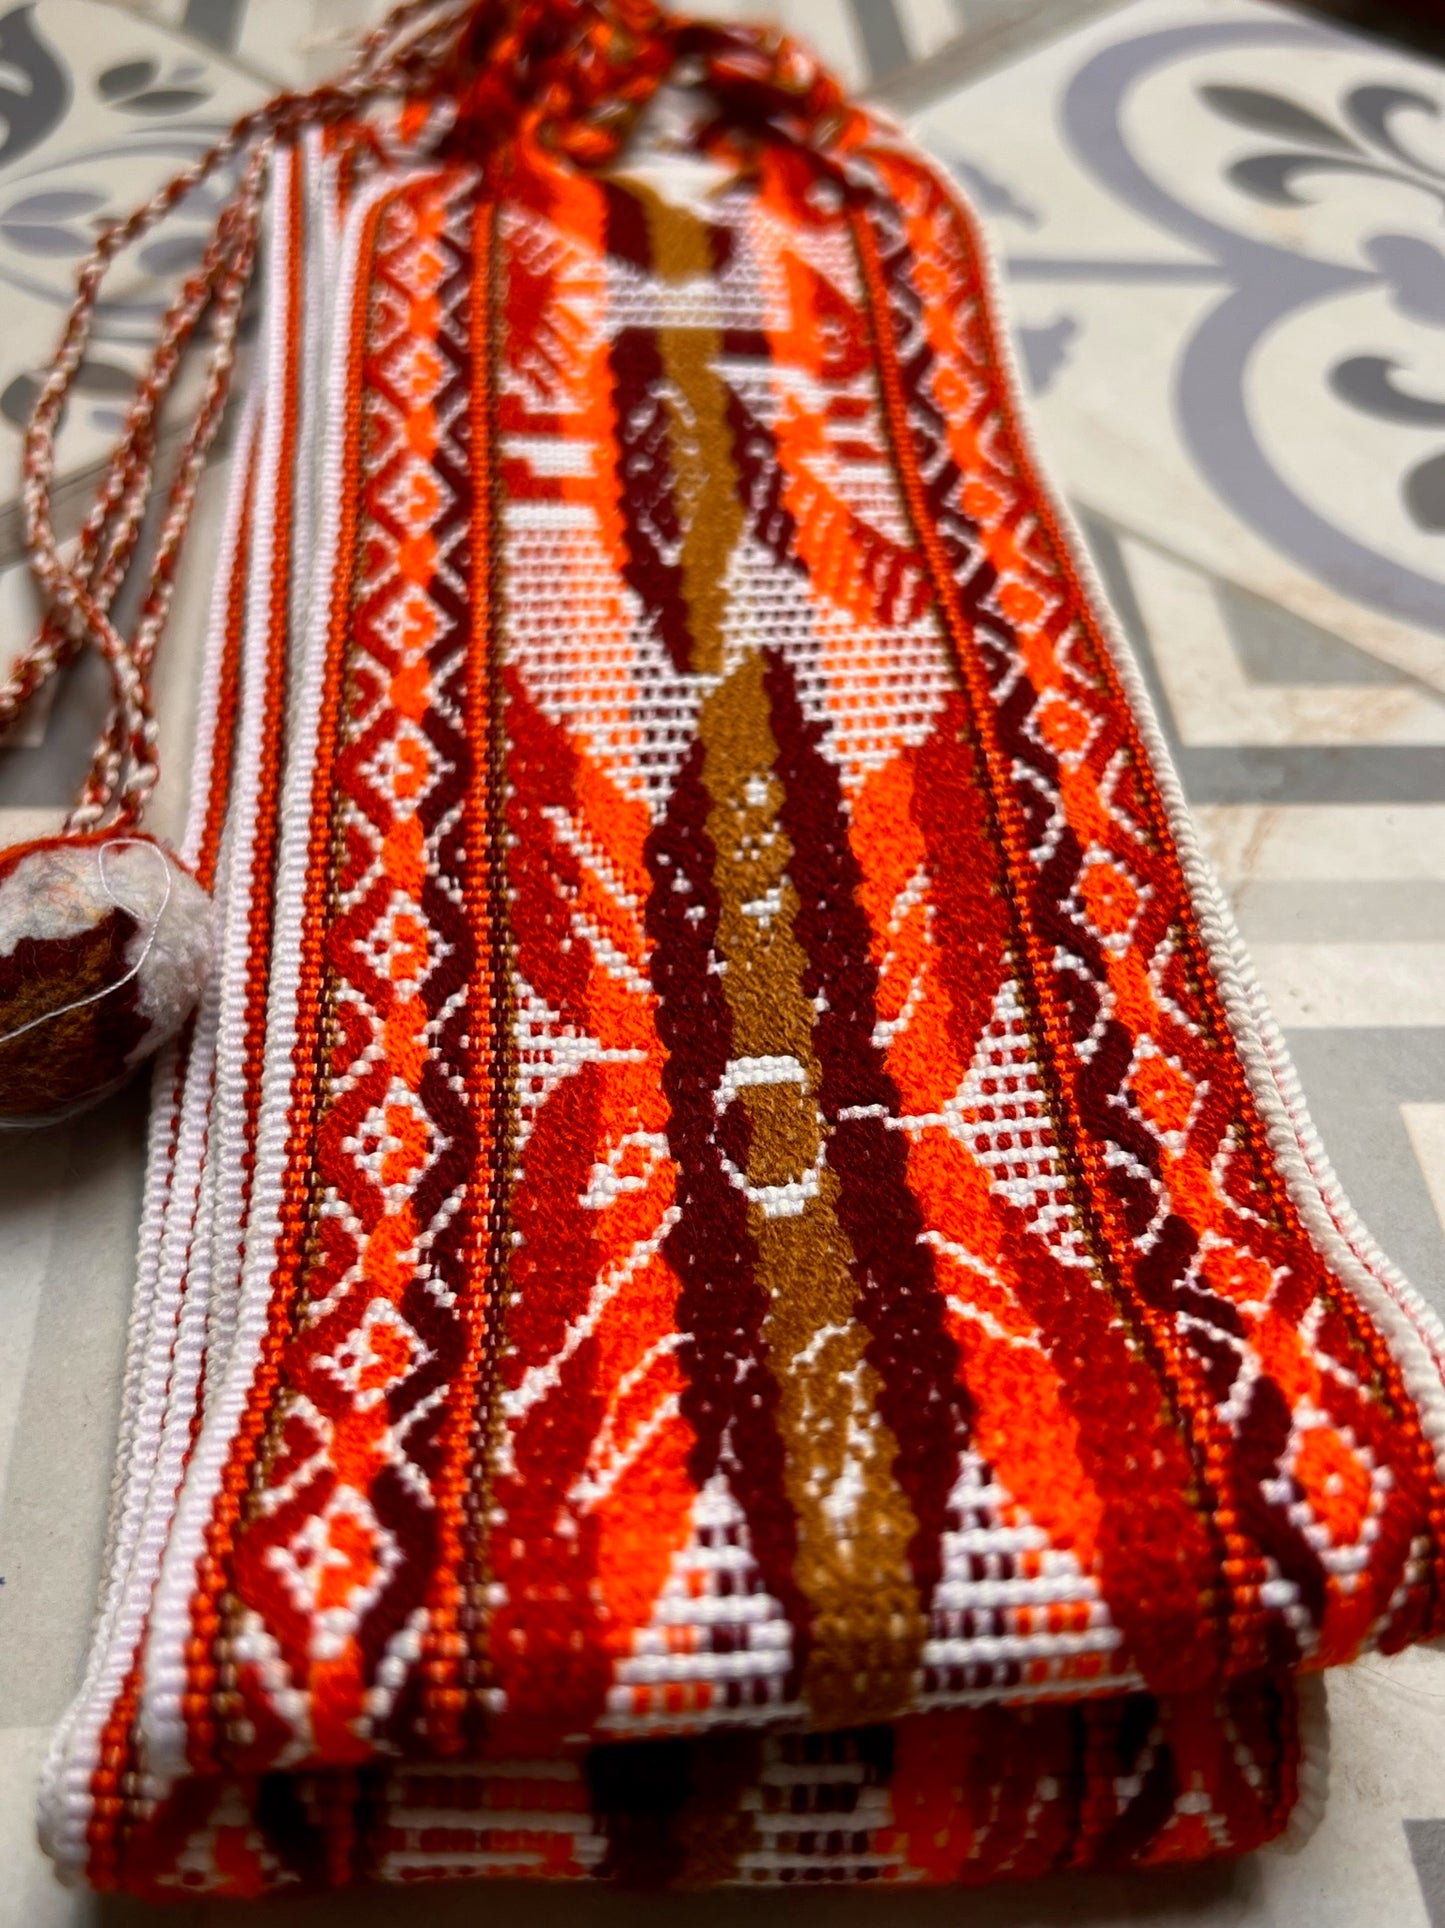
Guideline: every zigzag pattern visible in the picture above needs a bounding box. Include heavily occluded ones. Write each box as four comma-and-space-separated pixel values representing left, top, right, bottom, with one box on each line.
215, 174, 483, 1761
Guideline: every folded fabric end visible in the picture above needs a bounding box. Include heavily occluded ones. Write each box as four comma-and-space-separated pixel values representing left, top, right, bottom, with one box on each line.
45, 1677, 1306, 1897
1271, 1672, 1330, 1858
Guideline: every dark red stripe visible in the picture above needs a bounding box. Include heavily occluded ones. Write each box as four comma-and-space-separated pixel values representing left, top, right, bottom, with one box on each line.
761, 646, 970, 1601
908, 688, 1012, 1061
643, 736, 812, 1669
483, 673, 615, 1744
377, 176, 485, 1746
608, 323, 694, 674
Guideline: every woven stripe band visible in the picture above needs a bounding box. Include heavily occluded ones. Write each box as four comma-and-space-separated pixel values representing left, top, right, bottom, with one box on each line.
38, 2, 1445, 1897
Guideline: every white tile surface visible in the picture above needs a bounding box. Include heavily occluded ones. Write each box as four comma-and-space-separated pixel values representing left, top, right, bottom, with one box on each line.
1248, 943, 1445, 1027
1123, 536, 1445, 746
1196, 805, 1445, 883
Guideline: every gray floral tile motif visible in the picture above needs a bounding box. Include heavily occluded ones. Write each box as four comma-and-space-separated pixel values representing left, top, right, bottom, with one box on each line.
1202, 77, 1445, 537
911, 0, 1445, 684
0, 5, 70, 169
0, 0, 267, 829
1408, 1821, 1445, 1928
0, 0, 262, 559
1063, 23, 1445, 638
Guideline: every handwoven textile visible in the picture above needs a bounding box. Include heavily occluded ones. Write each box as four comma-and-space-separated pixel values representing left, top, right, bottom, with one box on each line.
39, 1, 1445, 1898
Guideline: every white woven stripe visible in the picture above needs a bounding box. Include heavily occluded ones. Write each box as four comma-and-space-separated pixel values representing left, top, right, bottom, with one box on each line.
133, 142, 302, 1768
199, 142, 332, 1407
38, 914, 225, 1876
290, 128, 339, 670
36, 393, 263, 1879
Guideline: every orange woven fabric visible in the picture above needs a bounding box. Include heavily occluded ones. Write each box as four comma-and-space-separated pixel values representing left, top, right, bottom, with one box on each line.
40, 1, 1445, 1897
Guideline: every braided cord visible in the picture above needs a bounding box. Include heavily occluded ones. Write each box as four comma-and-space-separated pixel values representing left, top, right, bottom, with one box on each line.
9, 0, 474, 828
